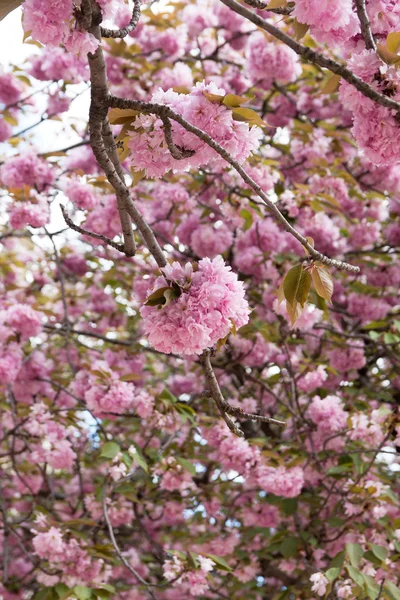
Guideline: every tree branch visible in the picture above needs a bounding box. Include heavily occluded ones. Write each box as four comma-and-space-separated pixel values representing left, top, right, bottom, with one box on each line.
100, 0, 142, 38
87, 6, 166, 267
219, 0, 399, 114
60, 204, 126, 253
200, 350, 286, 437
242, 0, 294, 13
102, 481, 160, 600
108, 95, 360, 273
355, 0, 376, 51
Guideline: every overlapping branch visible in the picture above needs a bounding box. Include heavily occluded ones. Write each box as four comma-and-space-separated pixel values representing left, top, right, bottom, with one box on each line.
219, 0, 400, 114
355, 0, 376, 51
100, 0, 142, 38
108, 95, 360, 273
200, 350, 286, 437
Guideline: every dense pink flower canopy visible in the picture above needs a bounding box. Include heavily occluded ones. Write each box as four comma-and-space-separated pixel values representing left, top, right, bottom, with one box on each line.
1, 0, 400, 599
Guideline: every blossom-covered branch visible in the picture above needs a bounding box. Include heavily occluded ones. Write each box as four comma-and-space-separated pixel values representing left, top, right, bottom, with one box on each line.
219, 0, 400, 114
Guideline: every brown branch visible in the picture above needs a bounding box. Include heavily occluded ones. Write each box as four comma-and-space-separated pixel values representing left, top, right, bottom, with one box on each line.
87, 6, 166, 267
101, 119, 137, 256
355, 0, 376, 51
242, 0, 294, 13
200, 350, 286, 436
108, 95, 360, 273
100, 0, 142, 38
102, 481, 160, 600
60, 204, 126, 253
219, 0, 400, 114
200, 350, 244, 437
160, 115, 195, 160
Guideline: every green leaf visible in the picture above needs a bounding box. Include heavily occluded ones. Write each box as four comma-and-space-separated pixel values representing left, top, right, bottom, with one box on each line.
346, 542, 363, 568
108, 108, 139, 125
311, 262, 334, 301
283, 264, 303, 307
346, 564, 364, 587
325, 567, 340, 582
93, 590, 110, 599
293, 18, 309, 40
202, 91, 224, 103
159, 388, 178, 403
295, 269, 311, 307
231, 107, 267, 127
55, 584, 72, 600
204, 554, 231, 572
363, 574, 380, 600
321, 74, 341, 94
280, 536, 300, 558
281, 498, 297, 516
55, 584, 70, 598
100, 442, 120, 460
329, 550, 345, 569
176, 457, 196, 476
73, 587, 92, 600
387, 31, 400, 53
385, 581, 400, 600
144, 286, 173, 307
371, 544, 388, 562
130, 445, 149, 473
223, 93, 254, 107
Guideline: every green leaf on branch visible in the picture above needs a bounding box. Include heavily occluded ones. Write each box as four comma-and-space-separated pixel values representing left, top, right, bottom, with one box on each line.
145, 286, 180, 307
280, 536, 300, 558
311, 262, 334, 302
385, 581, 400, 600
371, 543, 388, 562
100, 442, 120, 460
387, 31, 400, 53
223, 93, 254, 107
204, 554, 231, 571
346, 542, 363, 568
346, 564, 364, 587
73, 587, 92, 600
108, 108, 140, 125
176, 457, 196, 476
293, 18, 309, 40
283, 263, 303, 307
231, 107, 268, 127
296, 269, 311, 307
202, 91, 224, 103
325, 567, 340, 582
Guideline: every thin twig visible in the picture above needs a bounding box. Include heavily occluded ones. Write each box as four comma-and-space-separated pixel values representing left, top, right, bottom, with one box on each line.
200, 350, 244, 437
243, 0, 294, 13
160, 115, 195, 160
355, 0, 376, 51
60, 204, 126, 253
101, 0, 142, 38
87, 13, 166, 267
109, 95, 360, 273
200, 350, 286, 435
219, 0, 400, 114
102, 481, 160, 600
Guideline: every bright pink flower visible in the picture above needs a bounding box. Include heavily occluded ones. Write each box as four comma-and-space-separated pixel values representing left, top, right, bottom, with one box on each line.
0, 69, 23, 105
9, 196, 50, 230
140, 256, 250, 355
307, 395, 348, 433
293, 0, 354, 32
1, 151, 54, 191
0, 342, 23, 384
128, 81, 261, 178
5, 304, 42, 339
246, 33, 302, 88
